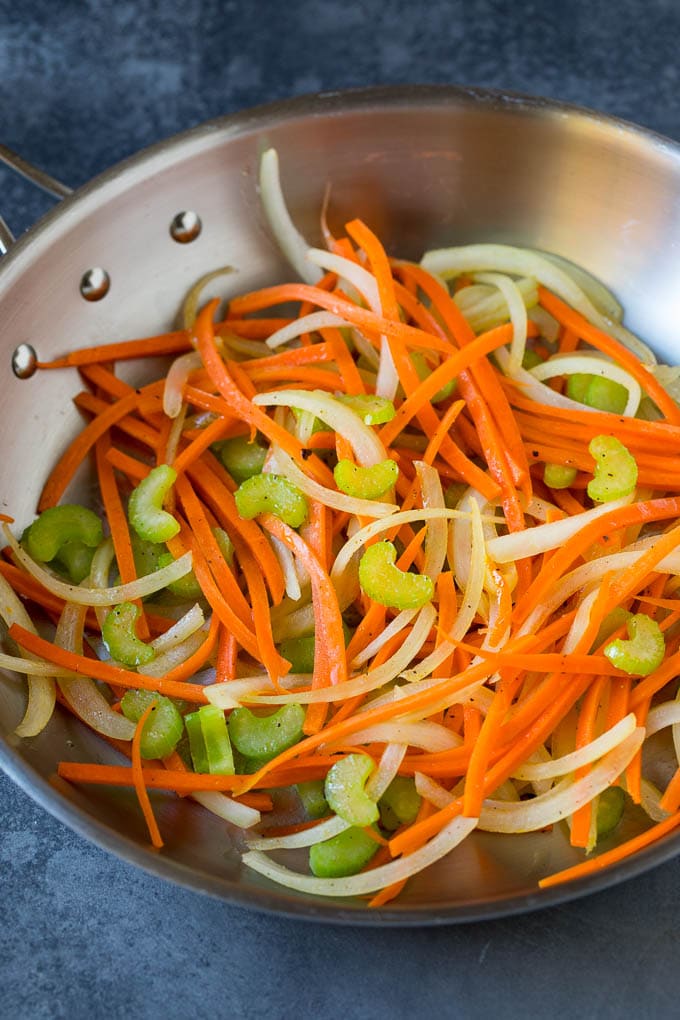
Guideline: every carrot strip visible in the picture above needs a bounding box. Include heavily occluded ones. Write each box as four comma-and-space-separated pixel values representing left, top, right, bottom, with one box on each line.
132, 701, 164, 848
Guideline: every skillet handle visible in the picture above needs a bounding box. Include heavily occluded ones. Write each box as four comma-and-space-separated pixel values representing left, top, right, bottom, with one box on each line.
0, 144, 73, 254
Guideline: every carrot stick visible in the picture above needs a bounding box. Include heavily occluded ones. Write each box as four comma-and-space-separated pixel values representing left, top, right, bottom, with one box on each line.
132, 701, 164, 848
10, 624, 208, 702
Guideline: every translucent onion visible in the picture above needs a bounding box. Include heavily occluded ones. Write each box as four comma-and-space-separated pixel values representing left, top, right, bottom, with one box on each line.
240, 603, 436, 705
414, 772, 454, 809
454, 277, 537, 334
163, 351, 202, 418
3, 526, 192, 606
337, 721, 462, 754
182, 266, 235, 330
268, 534, 302, 601
351, 609, 418, 668
0, 653, 72, 678
486, 495, 633, 564
247, 815, 348, 851
527, 249, 624, 324
563, 587, 601, 655
375, 337, 400, 401
191, 790, 261, 829
478, 728, 644, 833
639, 779, 670, 823
137, 628, 208, 677
205, 673, 309, 710
306, 248, 381, 311
268, 445, 397, 518
417, 462, 448, 581
529, 353, 641, 417
242, 816, 478, 897
646, 699, 680, 738
0, 571, 56, 737
259, 149, 322, 285
55, 602, 136, 741
150, 603, 205, 653
265, 311, 349, 350
252, 389, 387, 466
510, 714, 637, 780
474, 272, 528, 375
364, 741, 407, 801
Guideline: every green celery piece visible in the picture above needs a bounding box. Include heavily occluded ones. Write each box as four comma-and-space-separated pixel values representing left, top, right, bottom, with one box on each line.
309, 825, 379, 878
53, 540, 97, 584
587, 435, 638, 503
336, 394, 396, 425
24, 505, 103, 563
604, 613, 665, 676
411, 351, 456, 403
279, 623, 352, 674
521, 348, 543, 370
234, 474, 308, 528
596, 786, 626, 839
157, 552, 203, 600
378, 776, 421, 830
444, 483, 467, 509
218, 435, 267, 483
592, 607, 633, 651
324, 753, 379, 827
567, 373, 628, 414
185, 705, 235, 775
358, 540, 434, 610
120, 689, 184, 759
228, 704, 305, 762
334, 458, 398, 500
128, 464, 180, 543
297, 780, 328, 819
102, 602, 155, 667
543, 463, 578, 489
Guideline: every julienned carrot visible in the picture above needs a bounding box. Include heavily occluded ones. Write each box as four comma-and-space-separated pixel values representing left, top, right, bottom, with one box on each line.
37, 330, 193, 369
56, 761, 338, 791
132, 702, 164, 849
10, 624, 208, 702
538, 810, 680, 888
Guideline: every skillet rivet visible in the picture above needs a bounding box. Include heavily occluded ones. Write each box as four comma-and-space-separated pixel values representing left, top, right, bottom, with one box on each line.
80, 267, 110, 301
11, 343, 38, 379
170, 210, 202, 243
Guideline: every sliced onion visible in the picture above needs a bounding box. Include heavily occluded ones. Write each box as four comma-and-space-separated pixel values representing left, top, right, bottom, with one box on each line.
527, 249, 624, 324
163, 352, 202, 418
639, 779, 670, 823
259, 149, 322, 285
205, 672, 309, 710
182, 266, 235, 330
55, 602, 136, 741
375, 337, 400, 400
306, 248, 380, 310
455, 277, 537, 333
529, 353, 641, 417
268, 445, 397, 518
265, 311, 349, 350
0, 653, 71, 677
253, 389, 387, 466
191, 790, 260, 829
137, 628, 207, 677
479, 728, 644, 833
365, 741, 407, 801
510, 714, 637, 780
241, 603, 436, 706
646, 699, 680, 738
242, 816, 478, 897
338, 721, 462, 754
474, 272, 528, 374
563, 587, 601, 655
247, 815, 348, 851
414, 772, 455, 809
486, 495, 633, 564
417, 462, 447, 582
0, 570, 56, 738
150, 603, 205, 653
268, 534, 302, 601
351, 609, 418, 668
3, 526, 192, 606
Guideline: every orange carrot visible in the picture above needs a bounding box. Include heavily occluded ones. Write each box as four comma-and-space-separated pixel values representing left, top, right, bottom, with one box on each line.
132, 701, 164, 849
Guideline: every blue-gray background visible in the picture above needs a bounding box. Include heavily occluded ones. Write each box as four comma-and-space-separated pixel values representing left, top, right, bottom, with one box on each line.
2, 1, 680, 1017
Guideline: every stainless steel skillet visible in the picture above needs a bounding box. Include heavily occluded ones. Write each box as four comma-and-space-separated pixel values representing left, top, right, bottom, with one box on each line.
2, 85, 680, 924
